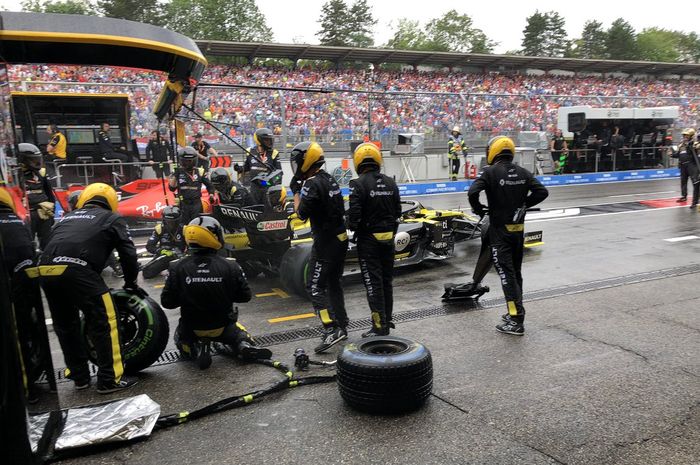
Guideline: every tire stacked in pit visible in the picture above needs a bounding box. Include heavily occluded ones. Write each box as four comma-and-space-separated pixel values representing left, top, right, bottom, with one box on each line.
337, 336, 432, 414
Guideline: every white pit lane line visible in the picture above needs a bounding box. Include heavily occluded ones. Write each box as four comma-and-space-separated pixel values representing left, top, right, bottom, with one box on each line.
664, 235, 700, 243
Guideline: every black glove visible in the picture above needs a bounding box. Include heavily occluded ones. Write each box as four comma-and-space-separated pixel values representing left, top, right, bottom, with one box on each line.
124, 282, 149, 298
473, 205, 486, 219
290, 175, 303, 195
233, 163, 243, 173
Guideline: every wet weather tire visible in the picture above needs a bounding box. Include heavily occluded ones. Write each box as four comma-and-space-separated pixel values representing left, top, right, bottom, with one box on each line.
336, 336, 432, 414
279, 243, 312, 297
83, 289, 169, 374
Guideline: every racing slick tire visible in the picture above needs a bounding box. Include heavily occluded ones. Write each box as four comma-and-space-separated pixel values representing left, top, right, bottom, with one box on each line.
279, 243, 312, 297
82, 289, 169, 374
336, 336, 432, 414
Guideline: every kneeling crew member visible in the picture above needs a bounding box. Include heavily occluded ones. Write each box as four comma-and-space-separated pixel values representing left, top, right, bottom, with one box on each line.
468, 136, 548, 336
18, 143, 55, 250
169, 146, 213, 225
291, 141, 348, 353
210, 167, 253, 207
39, 183, 140, 392
348, 143, 401, 337
146, 206, 185, 255
161, 216, 271, 365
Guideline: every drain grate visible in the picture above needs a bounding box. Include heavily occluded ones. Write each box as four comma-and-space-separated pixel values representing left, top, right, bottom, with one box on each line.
45, 263, 700, 384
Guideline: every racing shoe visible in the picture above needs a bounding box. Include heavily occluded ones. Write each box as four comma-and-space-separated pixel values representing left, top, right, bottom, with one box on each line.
676, 197, 687, 203
96, 376, 139, 394
496, 320, 524, 336
314, 327, 347, 354
237, 341, 273, 361
362, 326, 390, 338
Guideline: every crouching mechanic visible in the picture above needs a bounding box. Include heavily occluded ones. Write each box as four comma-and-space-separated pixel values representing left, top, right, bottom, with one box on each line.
142, 206, 185, 279
348, 143, 401, 337
468, 136, 548, 336
38, 183, 141, 393
290, 141, 349, 353
161, 216, 271, 366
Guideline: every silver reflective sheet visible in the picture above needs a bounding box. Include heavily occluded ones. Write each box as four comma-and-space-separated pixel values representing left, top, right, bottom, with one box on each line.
55, 394, 160, 451
28, 412, 51, 453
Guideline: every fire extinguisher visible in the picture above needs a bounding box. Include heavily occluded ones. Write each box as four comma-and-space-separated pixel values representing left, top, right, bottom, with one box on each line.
464, 159, 477, 179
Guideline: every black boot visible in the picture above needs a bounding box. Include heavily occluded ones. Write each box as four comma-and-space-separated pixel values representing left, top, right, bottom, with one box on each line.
237, 340, 272, 361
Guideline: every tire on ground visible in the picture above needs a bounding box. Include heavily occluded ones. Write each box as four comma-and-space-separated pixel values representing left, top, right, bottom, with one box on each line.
82, 289, 170, 374
279, 243, 312, 297
336, 336, 432, 414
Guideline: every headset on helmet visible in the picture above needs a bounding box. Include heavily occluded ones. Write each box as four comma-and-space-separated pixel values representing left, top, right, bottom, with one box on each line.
353, 142, 382, 173
253, 128, 274, 151
178, 146, 198, 170
183, 215, 224, 250
0, 187, 17, 214
76, 183, 119, 212
290, 141, 325, 178
486, 136, 516, 165
67, 190, 83, 211
18, 143, 43, 171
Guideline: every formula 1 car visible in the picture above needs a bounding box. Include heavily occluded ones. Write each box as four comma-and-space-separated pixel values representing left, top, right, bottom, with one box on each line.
212, 194, 543, 297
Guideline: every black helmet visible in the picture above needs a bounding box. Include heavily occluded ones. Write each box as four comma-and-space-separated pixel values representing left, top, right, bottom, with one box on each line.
290, 141, 324, 178
67, 190, 83, 211
178, 146, 198, 170
161, 205, 181, 232
210, 167, 232, 192
266, 185, 287, 210
18, 143, 43, 171
253, 128, 274, 151
183, 215, 224, 251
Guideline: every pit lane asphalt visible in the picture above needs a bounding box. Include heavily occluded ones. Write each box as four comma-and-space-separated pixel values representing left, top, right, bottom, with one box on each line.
41, 177, 700, 464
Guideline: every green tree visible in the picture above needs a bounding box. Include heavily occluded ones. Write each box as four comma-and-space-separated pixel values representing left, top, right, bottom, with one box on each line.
21, 0, 96, 15
317, 0, 350, 46
385, 18, 429, 50
424, 10, 495, 53
521, 11, 569, 57
97, 0, 166, 25
677, 32, 700, 63
521, 10, 548, 56
347, 0, 376, 47
165, 0, 272, 42
636, 28, 681, 62
605, 18, 638, 60
571, 20, 607, 58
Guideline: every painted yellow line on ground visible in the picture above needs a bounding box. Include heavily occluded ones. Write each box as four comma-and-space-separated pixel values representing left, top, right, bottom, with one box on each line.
255, 288, 290, 298
268, 313, 316, 324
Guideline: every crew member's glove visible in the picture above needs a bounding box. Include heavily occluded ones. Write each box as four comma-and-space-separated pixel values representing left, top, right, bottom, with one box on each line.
233, 163, 243, 173
124, 282, 149, 298
37, 201, 55, 220
290, 175, 303, 195
473, 205, 486, 218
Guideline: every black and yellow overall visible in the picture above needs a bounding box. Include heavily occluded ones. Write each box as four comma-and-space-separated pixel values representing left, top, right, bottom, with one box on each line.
37, 190, 139, 388
21, 165, 55, 250
348, 143, 401, 336
468, 137, 548, 334
169, 165, 212, 225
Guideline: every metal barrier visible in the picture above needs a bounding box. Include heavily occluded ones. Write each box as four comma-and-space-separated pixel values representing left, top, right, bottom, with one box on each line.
55, 161, 158, 188
536, 145, 672, 175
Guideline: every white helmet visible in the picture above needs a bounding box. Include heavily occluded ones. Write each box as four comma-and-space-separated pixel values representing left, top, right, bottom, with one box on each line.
452, 126, 461, 134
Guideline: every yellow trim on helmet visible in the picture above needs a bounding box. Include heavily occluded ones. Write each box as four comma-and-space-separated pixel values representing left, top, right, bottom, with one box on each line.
300, 142, 325, 174
487, 136, 516, 165
279, 186, 287, 204
0, 187, 17, 214
353, 142, 382, 172
183, 224, 222, 250
76, 183, 119, 212
682, 128, 696, 138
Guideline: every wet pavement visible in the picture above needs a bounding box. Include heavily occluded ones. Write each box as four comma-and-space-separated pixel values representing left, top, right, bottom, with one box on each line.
39, 178, 700, 464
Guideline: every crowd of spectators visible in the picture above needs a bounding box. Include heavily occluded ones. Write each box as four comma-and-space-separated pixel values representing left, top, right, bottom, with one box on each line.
8, 64, 700, 144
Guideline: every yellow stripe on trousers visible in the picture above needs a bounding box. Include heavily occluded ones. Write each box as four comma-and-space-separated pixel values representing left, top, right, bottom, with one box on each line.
101, 292, 124, 383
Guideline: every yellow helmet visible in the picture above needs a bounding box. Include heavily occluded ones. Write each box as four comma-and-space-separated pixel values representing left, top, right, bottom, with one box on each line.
353, 142, 382, 172
183, 216, 224, 250
682, 128, 696, 138
290, 141, 325, 178
76, 183, 119, 212
0, 187, 17, 214
486, 136, 516, 165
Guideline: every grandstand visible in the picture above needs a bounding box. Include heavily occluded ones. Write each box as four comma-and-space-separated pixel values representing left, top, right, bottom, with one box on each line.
8, 44, 700, 155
